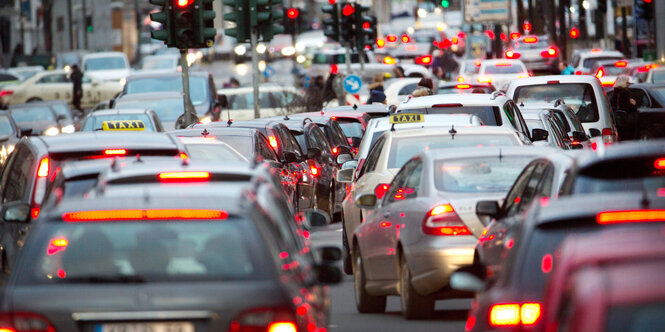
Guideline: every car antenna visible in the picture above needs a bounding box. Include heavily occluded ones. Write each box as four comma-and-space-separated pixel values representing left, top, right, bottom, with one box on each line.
498, 148, 503, 162
353, 104, 358, 110
640, 185, 650, 209
135, 153, 143, 163
201, 128, 210, 136
449, 125, 457, 139
284, 114, 290, 120
520, 101, 524, 107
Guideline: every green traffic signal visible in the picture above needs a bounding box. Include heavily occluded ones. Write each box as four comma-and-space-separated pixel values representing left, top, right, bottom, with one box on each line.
441, 0, 450, 8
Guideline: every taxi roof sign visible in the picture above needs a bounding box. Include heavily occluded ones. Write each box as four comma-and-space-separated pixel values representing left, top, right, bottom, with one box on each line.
102, 120, 146, 131
390, 113, 424, 124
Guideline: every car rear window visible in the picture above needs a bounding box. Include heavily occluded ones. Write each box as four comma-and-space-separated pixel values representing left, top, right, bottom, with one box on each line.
434, 156, 533, 193
512, 40, 550, 49
573, 156, 665, 194
513, 84, 599, 122
215, 135, 253, 157
583, 56, 623, 69
606, 302, 665, 332
437, 86, 495, 95
402, 106, 502, 126
337, 119, 364, 138
388, 134, 519, 169
483, 64, 525, 74
20, 220, 272, 284
184, 143, 247, 163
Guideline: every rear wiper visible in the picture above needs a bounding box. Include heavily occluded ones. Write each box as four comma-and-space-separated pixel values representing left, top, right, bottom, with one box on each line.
58, 274, 147, 283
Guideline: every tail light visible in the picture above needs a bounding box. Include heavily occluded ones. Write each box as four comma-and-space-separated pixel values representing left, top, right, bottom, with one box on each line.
383, 56, 395, 65
422, 204, 471, 236
401, 34, 410, 43
31, 157, 50, 219
596, 209, 665, 224
614, 60, 628, 67
655, 158, 665, 170
104, 149, 127, 155
0, 90, 13, 97
0, 312, 56, 332
505, 51, 520, 59
601, 128, 614, 144
227, 307, 298, 332
386, 34, 397, 42
456, 84, 471, 89
595, 67, 605, 79
540, 48, 558, 58
158, 171, 211, 182
509, 32, 521, 40
180, 152, 189, 160
575, 71, 582, 75
374, 183, 390, 199
457, 77, 464, 82
331, 147, 339, 155
523, 36, 538, 43
268, 136, 279, 149
415, 55, 432, 65
376, 38, 385, 48
477, 76, 492, 83
308, 160, 319, 177
489, 302, 541, 327
62, 209, 228, 222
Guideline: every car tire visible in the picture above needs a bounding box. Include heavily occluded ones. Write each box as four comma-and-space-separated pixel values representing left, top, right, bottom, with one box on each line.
400, 254, 434, 320
354, 246, 386, 313
342, 216, 353, 275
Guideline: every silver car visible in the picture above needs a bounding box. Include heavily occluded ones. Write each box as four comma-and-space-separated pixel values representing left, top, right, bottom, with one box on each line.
350, 146, 551, 320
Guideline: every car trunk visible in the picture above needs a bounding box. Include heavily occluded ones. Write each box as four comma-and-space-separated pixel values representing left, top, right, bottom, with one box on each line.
440, 191, 506, 237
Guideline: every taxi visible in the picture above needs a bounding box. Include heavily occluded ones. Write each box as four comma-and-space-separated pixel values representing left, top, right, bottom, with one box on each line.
452, 193, 665, 332
437, 82, 495, 95
350, 146, 549, 319
80, 109, 164, 132
569, 48, 624, 75
339, 114, 527, 275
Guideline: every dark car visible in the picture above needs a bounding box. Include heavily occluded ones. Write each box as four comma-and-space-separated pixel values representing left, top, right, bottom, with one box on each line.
0, 162, 340, 332
437, 82, 496, 95
8, 103, 69, 136
0, 111, 24, 165
324, 104, 391, 119
607, 83, 665, 139
287, 113, 354, 160
454, 192, 665, 332
0, 132, 187, 271
80, 108, 165, 132
116, 72, 225, 123
113, 92, 192, 131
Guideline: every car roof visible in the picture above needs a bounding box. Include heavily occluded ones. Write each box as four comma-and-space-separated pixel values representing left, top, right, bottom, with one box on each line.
82, 52, 127, 59
579, 50, 624, 58
125, 71, 208, 81
99, 158, 254, 184
90, 108, 152, 116
34, 132, 180, 153
367, 114, 483, 131
8, 103, 56, 110
173, 127, 258, 138
481, 59, 526, 66
423, 145, 556, 161
217, 86, 299, 94
397, 93, 507, 109
323, 104, 389, 113
389, 125, 517, 138
575, 139, 665, 168
438, 82, 494, 88
318, 110, 368, 120
115, 91, 183, 101
507, 74, 600, 86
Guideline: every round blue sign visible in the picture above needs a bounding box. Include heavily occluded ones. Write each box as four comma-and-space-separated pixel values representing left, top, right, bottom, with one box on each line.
343, 75, 362, 94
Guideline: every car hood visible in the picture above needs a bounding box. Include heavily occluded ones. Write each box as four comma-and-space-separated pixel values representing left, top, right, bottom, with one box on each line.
85, 69, 131, 81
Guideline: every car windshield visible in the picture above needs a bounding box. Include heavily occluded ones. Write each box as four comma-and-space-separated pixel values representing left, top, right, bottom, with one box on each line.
227, 91, 293, 110
124, 77, 208, 105
49, 103, 71, 118
654, 87, 665, 101
512, 40, 550, 49
652, 70, 665, 83
84, 57, 127, 71
388, 134, 519, 168
184, 143, 248, 163
115, 99, 184, 122
402, 106, 501, 125
22, 220, 271, 284
483, 64, 525, 74
513, 84, 599, 122
82, 114, 155, 132
10, 107, 56, 124
0, 116, 15, 135
606, 302, 665, 332
140, 58, 177, 70
337, 120, 364, 138
435, 156, 533, 192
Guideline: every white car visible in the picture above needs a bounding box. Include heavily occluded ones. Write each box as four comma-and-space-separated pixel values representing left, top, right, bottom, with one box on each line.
455, 59, 481, 83
476, 59, 530, 90
216, 85, 305, 120
395, 93, 534, 143
383, 78, 423, 106
569, 49, 624, 75
308, 49, 429, 81
645, 67, 665, 84
0, 70, 123, 110
506, 75, 618, 144
82, 52, 131, 82
135, 55, 180, 74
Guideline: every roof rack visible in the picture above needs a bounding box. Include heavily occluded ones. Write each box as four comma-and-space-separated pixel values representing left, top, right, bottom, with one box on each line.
301, 117, 313, 128
490, 91, 505, 100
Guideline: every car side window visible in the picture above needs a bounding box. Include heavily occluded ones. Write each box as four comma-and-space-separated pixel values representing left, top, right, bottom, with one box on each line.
502, 102, 519, 130
2, 147, 35, 203
310, 126, 332, 153
363, 137, 385, 174
37, 74, 67, 84
384, 160, 414, 204
510, 103, 530, 137
516, 163, 546, 212
537, 164, 555, 198
257, 135, 278, 161
402, 160, 423, 199
503, 163, 536, 216
398, 83, 418, 96
629, 88, 650, 108
280, 127, 303, 156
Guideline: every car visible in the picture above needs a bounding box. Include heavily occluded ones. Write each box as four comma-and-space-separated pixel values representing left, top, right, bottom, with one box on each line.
645, 66, 665, 84
388, 29, 439, 64
521, 109, 577, 150
0, 163, 341, 332
504, 35, 560, 73
350, 146, 551, 319
591, 59, 635, 88
395, 92, 534, 143
437, 82, 496, 95
318, 108, 372, 149
619, 62, 656, 83
217, 85, 306, 120
0, 70, 123, 109
0, 111, 24, 165
476, 59, 530, 90
119, 72, 224, 123
308, 49, 429, 80
506, 75, 618, 144
178, 136, 248, 163
454, 59, 482, 83
81, 51, 131, 82
519, 102, 590, 147
569, 48, 624, 75
113, 92, 191, 130
41, 100, 79, 128
324, 104, 391, 119
55, 50, 89, 70
4, 66, 44, 81
287, 113, 354, 158
0, 132, 187, 271
453, 192, 665, 332
80, 108, 165, 132
606, 82, 665, 139
135, 54, 180, 74
8, 103, 71, 136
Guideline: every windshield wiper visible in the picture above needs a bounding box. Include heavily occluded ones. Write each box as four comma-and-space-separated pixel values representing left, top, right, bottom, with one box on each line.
58, 274, 147, 284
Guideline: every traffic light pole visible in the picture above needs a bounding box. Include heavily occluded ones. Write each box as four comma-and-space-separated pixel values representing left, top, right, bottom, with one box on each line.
251, 28, 261, 119
176, 49, 198, 129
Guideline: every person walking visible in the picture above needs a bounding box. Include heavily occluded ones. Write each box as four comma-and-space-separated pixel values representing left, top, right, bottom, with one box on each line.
70, 64, 83, 112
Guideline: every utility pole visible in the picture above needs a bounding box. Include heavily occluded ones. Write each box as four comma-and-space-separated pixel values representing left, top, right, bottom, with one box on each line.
67, 0, 74, 50
656, 0, 665, 61
134, 0, 142, 64
177, 49, 198, 129
250, 27, 260, 119
82, 0, 88, 49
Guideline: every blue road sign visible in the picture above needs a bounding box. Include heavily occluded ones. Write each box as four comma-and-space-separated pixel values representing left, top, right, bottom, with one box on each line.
344, 75, 362, 94
263, 66, 275, 78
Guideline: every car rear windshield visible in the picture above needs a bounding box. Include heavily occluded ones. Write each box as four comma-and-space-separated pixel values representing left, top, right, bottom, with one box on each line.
124, 77, 208, 105
434, 156, 533, 193
184, 143, 247, 163
403, 106, 502, 126
20, 220, 272, 284
437, 86, 495, 95
606, 302, 665, 332
388, 134, 519, 168
573, 156, 665, 194
583, 56, 623, 69
652, 70, 665, 83
10, 107, 56, 124
116, 99, 185, 121
215, 135, 253, 156
337, 119, 364, 138
483, 64, 524, 74
601, 65, 626, 76
0, 116, 15, 136
512, 40, 550, 49
81, 114, 155, 132
513, 84, 599, 122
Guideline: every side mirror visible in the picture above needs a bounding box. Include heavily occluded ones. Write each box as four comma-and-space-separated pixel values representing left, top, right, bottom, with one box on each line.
531, 128, 549, 142
572, 131, 587, 142
303, 208, 331, 229
2, 202, 31, 223
282, 151, 298, 163
307, 147, 322, 159
342, 160, 358, 170
351, 137, 362, 148
19, 128, 33, 137
589, 128, 601, 137
336, 153, 353, 165
336, 145, 351, 155
476, 200, 501, 219
449, 270, 485, 293
337, 167, 355, 183
317, 246, 342, 263
314, 246, 342, 285
355, 193, 378, 209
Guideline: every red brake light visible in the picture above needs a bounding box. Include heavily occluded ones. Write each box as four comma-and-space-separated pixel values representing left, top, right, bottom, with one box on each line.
268, 136, 279, 149
0, 90, 13, 97
432, 103, 464, 108
477, 76, 492, 83
505, 50, 520, 59
332, 147, 339, 155
509, 32, 521, 40
541, 48, 558, 58
267, 322, 297, 332
47, 238, 68, 255
227, 307, 297, 332
159, 171, 211, 181
401, 34, 410, 43
655, 158, 665, 169
376, 38, 385, 48
457, 31, 467, 39
614, 60, 628, 67
387, 34, 397, 42
415, 55, 432, 65
456, 84, 471, 89
104, 149, 127, 156
591, 48, 602, 53
521, 303, 542, 325
602, 128, 614, 144
422, 204, 470, 236
597, 210, 665, 224
309, 165, 319, 176
457, 77, 464, 82
489, 303, 541, 327
541, 253, 553, 273
37, 157, 49, 178
0, 312, 56, 332
383, 56, 395, 65
523, 36, 538, 43
62, 209, 228, 222
374, 183, 390, 199
596, 67, 605, 79
575, 71, 582, 75
547, 80, 560, 84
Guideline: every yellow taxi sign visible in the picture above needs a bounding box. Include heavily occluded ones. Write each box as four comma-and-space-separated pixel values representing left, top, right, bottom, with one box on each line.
101, 120, 146, 131
390, 113, 424, 124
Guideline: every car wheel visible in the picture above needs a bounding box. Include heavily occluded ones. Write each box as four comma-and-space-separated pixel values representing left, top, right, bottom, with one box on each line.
27, 97, 42, 103
342, 216, 353, 275
354, 246, 386, 313
400, 254, 434, 320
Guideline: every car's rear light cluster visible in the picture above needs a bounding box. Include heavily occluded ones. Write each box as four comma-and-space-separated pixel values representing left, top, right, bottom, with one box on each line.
489, 302, 541, 327
596, 209, 665, 224
601, 128, 614, 144
158, 171, 211, 182
0, 311, 56, 332
104, 149, 127, 156
31, 157, 50, 219
374, 183, 390, 200
540, 48, 558, 58
415, 55, 432, 65
227, 307, 298, 332
595, 67, 605, 79
422, 204, 471, 236
505, 51, 520, 59
0, 90, 13, 97
62, 209, 229, 222
477, 77, 492, 83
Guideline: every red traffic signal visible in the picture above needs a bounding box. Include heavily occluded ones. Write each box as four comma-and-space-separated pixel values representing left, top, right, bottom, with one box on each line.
363, 22, 370, 29
176, 0, 193, 7
286, 8, 299, 19
342, 4, 355, 16
569, 27, 580, 39
523, 21, 532, 32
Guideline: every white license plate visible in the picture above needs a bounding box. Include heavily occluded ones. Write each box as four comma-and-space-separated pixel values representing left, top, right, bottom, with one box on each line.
98, 322, 195, 332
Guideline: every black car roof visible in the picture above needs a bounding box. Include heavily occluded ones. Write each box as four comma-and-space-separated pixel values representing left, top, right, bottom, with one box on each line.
575, 139, 665, 170
173, 127, 258, 138
125, 71, 209, 81
34, 132, 179, 153
115, 91, 184, 102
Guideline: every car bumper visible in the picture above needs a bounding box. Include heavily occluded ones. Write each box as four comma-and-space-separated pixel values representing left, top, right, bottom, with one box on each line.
405, 236, 476, 296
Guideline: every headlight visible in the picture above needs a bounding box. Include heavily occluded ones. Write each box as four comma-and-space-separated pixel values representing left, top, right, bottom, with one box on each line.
296, 55, 307, 64
119, 78, 126, 86
61, 124, 75, 134
199, 116, 212, 125
256, 43, 267, 54
186, 53, 197, 66
234, 45, 247, 56
196, 51, 203, 59
6, 145, 14, 154
64, 65, 71, 72
295, 43, 305, 52
43, 127, 60, 136
281, 46, 296, 56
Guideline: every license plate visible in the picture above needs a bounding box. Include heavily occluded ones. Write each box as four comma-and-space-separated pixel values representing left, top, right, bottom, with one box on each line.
97, 322, 195, 332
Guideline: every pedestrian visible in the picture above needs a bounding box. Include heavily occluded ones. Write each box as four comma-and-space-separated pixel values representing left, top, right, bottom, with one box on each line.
441, 49, 459, 79
414, 77, 434, 96
228, 77, 240, 88
367, 90, 387, 105
70, 64, 83, 112
559, 61, 574, 75
430, 49, 444, 79
367, 73, 384, 92
305, 75, 326, 112
610, 76, 639, 140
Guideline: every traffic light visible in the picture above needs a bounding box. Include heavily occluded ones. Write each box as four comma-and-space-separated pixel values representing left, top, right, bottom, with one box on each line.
322, 4, 340, 42
569, 27, 579, 39
284, 8, 302, 35
223, 0, 251, 43
150, 0, 173, 45
196, 0, 217, 47
441, 0, 450, 8
637, 0, 653, 21
257, 0, 284, 42
354, 4, 375, 51
173, 0, 196, 49
340, 2, 356, 46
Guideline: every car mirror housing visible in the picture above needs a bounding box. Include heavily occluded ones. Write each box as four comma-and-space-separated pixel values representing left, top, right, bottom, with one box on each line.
2, 202, 31, 223
337, 167, 355, 183
307, 147, 322, 159
336, 153, 353, 165
572, 131, 587, 142
351, 137, 362, 147
355, 193, 378, 209
303, 208, 331, 229
282, 151, 298, 163
531, 128, 549, 142
476, 200, 501, 219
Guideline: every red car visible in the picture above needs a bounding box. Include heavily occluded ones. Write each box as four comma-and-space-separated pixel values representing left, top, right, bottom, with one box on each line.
540, 226, 665, 332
